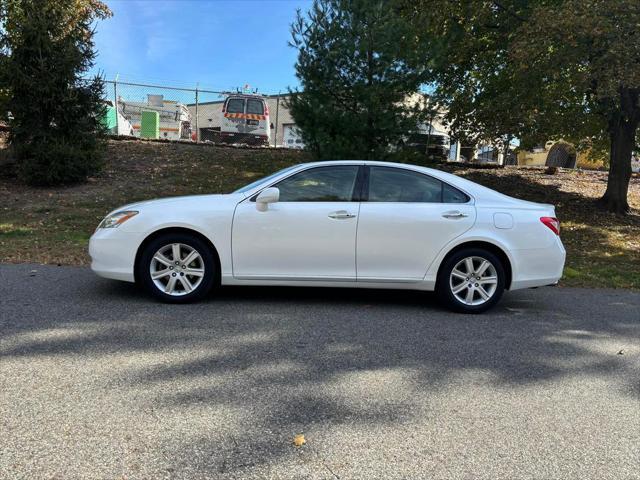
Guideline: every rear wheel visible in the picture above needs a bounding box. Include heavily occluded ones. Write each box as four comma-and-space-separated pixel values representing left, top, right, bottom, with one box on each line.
137, 233, 216, 303
436, 248, 505, 313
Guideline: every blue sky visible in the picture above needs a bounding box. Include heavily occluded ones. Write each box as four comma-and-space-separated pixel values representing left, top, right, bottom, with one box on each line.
91, 0, 312, 94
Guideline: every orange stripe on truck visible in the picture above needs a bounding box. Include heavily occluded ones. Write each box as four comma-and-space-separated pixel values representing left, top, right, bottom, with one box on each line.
224, 113, 266, 120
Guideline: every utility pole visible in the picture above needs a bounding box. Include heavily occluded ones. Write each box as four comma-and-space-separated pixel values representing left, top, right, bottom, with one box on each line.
114, 73, 119, 134
274, 91, 280, 147
194, 83, 199, 143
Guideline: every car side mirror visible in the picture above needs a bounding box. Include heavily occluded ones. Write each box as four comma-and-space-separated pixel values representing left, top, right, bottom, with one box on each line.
255, 187, 280, 211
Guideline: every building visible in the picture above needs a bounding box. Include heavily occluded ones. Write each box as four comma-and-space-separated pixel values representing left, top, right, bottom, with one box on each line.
474, 144, 518, 165
188, 92, 460, 156
118, 96, 192, 141
187, 94, 294, 147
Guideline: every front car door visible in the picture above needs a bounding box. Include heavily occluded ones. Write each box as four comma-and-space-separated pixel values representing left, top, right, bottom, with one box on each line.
356, 166, 476, 281
232, 165, 362, 280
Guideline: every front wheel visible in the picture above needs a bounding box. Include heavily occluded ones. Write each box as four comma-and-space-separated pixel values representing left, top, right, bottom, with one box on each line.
137, 233, 216, 303
436, 248, 506, 314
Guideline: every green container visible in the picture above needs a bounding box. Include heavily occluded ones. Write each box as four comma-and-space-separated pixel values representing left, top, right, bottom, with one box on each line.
101, 105, 117, 132
140, 110, 159, 139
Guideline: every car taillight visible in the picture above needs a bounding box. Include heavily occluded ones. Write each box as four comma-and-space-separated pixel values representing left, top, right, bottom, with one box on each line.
540, 216, 560, 235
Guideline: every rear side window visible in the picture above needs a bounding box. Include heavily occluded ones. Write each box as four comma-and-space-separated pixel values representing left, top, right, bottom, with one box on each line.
275, 166, 359, 202
246, 99, 264, 115
367, 167, 469, 203
443, 183, 469, 203
368, 167, 442, 202
226, 98, 244, 114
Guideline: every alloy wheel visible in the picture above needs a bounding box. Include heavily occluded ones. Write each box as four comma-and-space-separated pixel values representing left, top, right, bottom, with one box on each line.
449, 256, 498, 306
149, 243, 205, 296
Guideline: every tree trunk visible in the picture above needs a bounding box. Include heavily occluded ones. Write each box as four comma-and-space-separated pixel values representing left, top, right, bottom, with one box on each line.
598, 89, 639, 214
501, 134, 512, 166
365, 22, 375, 159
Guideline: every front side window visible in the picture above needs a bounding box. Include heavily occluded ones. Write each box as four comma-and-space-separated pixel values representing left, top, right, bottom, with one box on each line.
246, 99, 264, 115
275, 166, 359, 202
367, 167, 469, 203
226, 98, 245, 114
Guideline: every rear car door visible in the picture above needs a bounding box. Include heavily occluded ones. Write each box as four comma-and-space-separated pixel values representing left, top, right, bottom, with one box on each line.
245, 98, 269, 144
356, 166, 476, 281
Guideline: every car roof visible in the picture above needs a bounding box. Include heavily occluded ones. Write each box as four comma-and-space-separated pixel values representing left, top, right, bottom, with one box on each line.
293, 160, 522, 206
295, 159, 444, 176
287, 159, 473, 191
242, 160, 543, 209
225, 95, 266, 100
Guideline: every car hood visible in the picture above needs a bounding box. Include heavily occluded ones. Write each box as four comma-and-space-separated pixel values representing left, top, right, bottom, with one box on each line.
111, 193, 245, 214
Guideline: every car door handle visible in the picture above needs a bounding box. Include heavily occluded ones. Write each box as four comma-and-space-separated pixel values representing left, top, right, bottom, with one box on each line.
442, 211, 469, 219
328, 210, 356, 219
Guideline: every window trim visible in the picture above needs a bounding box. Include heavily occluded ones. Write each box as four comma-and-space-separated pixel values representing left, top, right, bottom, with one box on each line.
249, 165, 365, 203
362, 166, 471, 204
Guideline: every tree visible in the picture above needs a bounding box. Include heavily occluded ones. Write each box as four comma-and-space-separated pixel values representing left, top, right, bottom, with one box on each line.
408, 0, 640, 213
287, 0, 430, 160
0, 0, 111, 185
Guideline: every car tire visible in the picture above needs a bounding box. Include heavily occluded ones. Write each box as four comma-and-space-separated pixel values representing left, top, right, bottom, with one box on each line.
137, 232, 216, 303
436, 248, 506, 314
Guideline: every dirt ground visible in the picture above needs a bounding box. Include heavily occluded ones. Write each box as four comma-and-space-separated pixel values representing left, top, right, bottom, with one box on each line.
1, 138, 638, 288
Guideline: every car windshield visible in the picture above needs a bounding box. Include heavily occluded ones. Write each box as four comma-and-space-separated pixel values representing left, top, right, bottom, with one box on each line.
233, 164, 301, 193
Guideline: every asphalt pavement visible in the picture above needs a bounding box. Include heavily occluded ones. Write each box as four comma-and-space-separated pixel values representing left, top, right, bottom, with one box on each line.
1, 263, 639, 479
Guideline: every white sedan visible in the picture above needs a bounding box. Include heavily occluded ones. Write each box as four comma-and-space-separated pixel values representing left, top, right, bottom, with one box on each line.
89, 161, 566, 313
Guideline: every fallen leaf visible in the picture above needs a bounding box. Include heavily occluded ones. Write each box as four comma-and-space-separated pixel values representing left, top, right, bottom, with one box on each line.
293, 434, 306, 447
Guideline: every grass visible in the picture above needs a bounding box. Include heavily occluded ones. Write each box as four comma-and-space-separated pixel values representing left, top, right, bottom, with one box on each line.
0, 140, 310, 265
0, 223, 32, 237
1, 138, 639, 289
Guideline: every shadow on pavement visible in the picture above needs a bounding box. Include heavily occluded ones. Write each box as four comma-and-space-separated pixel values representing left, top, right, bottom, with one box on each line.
1, 263, 639, 477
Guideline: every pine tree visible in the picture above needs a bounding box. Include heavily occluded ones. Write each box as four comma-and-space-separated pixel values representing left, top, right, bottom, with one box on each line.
0, 0, 111, 185
287, 0, 429, 160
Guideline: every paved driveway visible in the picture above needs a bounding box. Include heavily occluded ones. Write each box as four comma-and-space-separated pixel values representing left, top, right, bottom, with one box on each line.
1, 264, 639, 479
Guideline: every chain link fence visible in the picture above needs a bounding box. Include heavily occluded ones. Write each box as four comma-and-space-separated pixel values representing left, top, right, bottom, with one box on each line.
101, 79, 481, 161
102, 80, 292, 148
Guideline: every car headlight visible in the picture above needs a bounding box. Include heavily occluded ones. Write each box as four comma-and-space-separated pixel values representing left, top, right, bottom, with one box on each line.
98, 210, 139, 229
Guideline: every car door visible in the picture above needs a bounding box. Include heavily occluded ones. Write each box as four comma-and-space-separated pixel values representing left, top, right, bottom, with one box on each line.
222, 97, 247, 135
356, 166, 476, 281
245, 98, 265, 133
232, 165, 362, 280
